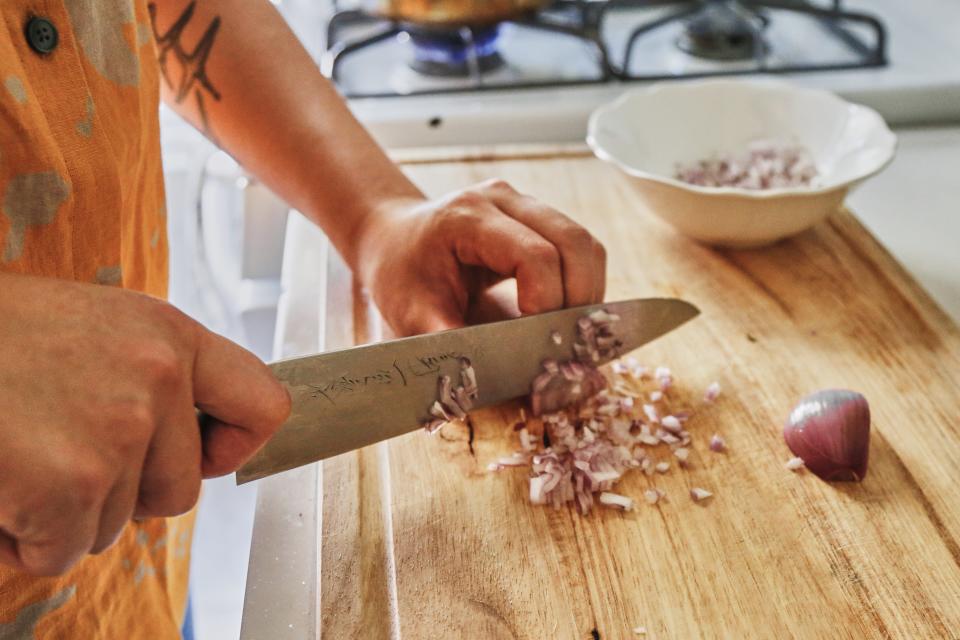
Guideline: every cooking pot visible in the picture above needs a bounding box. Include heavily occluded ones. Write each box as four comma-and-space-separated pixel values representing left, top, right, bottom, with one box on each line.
362, 0, 552, 27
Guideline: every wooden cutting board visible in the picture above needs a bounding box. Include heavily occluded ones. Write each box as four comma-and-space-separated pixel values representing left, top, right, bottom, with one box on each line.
317, 146, 960, 639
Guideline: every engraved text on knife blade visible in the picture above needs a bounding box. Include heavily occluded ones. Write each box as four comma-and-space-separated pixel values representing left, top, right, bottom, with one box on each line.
302, 350, 466, 405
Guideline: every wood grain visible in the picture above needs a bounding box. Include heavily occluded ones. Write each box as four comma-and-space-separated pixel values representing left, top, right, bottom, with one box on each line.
319, 149, 960, 639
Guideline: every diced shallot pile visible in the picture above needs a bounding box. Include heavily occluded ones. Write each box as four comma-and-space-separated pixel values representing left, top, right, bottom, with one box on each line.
529, 308, 620, 416
486, 310, 725, 514
674, 139, 818, 190
510, 364, 723, 514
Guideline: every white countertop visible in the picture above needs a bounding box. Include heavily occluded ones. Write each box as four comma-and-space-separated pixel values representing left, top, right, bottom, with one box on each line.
847, 126, 960, 321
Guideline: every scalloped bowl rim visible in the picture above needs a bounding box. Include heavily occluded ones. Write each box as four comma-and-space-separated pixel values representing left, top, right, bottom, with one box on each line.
586, 79, 898, 199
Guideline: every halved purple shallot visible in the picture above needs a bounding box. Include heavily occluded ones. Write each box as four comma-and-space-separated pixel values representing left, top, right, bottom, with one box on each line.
783, 389, 870, 482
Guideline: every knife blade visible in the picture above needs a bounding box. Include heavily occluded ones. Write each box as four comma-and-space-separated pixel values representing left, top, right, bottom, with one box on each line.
235, 298, 699, 483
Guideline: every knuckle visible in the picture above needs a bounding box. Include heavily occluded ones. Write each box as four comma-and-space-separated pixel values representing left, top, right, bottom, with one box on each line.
433, 201, 478, 235
149, 297, 190, 329
122, 409, 155, 455
519, 282, 555, 314
449, 189, 485, 210
71, 460, 111, 510
433, 200, 461, 223
525, 239, 561, 268
103, 400, 156, 452
480, 177, 515, 194
563, 225, 595, 250
134, 341, 182, 386
123, 401, 155, 433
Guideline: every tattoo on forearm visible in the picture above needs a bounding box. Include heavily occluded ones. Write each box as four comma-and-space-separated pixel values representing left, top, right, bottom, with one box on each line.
148, 1, 222, 142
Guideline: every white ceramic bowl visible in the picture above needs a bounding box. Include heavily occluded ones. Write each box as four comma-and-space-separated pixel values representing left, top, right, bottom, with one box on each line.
587, 79, 897, 248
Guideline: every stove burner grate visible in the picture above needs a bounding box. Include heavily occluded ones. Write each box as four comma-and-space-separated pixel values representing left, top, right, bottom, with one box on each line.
321, 0, 887, 99
675, 0, 768, 61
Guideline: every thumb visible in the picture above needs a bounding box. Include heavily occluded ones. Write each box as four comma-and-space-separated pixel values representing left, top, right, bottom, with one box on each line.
192, 329, 291, 477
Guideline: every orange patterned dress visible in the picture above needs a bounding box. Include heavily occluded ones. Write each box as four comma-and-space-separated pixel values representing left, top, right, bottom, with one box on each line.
1, 1, 193, 637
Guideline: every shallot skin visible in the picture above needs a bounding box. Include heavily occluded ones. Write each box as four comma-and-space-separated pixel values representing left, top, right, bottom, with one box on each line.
783, 389, 870, 482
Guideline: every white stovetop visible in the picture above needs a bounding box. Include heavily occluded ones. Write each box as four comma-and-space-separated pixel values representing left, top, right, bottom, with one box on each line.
342, 0, 960, 148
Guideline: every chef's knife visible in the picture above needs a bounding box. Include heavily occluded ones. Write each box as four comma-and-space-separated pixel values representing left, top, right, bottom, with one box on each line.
236, 298, 699, 484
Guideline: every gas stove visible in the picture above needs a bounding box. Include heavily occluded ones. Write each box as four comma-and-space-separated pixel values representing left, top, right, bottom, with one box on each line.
323, 0, 885, 99
295, 0, 960, 148
322, 0, 610, 97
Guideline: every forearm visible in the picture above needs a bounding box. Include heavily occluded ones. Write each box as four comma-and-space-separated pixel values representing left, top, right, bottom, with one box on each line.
148, 0, 423, 268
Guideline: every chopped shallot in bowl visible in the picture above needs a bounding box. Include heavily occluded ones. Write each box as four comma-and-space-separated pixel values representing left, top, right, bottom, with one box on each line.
587, 79, 897, 248
674, 141, 818, 190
